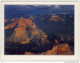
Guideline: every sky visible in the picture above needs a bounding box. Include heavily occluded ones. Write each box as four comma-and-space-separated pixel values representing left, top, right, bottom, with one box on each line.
5, 5, 74, 18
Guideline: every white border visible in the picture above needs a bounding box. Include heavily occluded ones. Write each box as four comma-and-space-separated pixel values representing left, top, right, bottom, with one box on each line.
1, 0, 79, 2
1, 2, 79, 62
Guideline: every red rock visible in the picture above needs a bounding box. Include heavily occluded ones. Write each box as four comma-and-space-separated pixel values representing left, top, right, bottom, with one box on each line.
5, 17, 33, 29
10, 18, 16, 22
5, 27, 9, 29
7, 17, 49, 45
5, 20, 18, 29
9, 27, 28, 42
14, 27, 26, 31
24, 43, 73, 55
24, 52, 34, 55
44, 43, 72, 55
49, 14, 64, 22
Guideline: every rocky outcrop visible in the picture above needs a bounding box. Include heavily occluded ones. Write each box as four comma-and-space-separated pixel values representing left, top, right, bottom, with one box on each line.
7, 17, 49, 46
49, 14, 64, 22
29, 29, 49, 45
17, 17, 27, 27
9, 27, 28, 42
10, 18, 16, 22
5, 20, 18, 29
24, 43, 73, 55
9, 27, 49, 45
5, 17, 33, 29
43, 43, 72, 55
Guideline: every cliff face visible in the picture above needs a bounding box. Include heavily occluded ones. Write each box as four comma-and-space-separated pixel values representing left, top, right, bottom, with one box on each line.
9, 27, 28, 42
6, 17, 49, 45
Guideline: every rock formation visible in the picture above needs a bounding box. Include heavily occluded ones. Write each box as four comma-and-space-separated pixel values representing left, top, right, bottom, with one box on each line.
5, 16, 73, 55
6, 17, 49, 45
44, 43, 72, 55
9, 27, 28, 42
5, 20, 18, 29
25, 43, 73, 55
49, 14, 64, 22
10, 18, 16, 22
